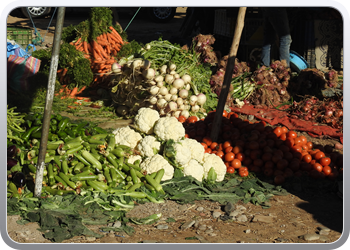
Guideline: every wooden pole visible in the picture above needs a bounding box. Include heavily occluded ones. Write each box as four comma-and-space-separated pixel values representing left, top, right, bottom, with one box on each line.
210, 7, 247, 142
34, 7, 66, 197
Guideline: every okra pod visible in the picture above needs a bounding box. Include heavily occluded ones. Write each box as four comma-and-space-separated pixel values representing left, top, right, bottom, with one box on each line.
47, 163, 55, 186
70, 175, 98, 182
59, 172, 77, 189
47, 140, 64, 150
61, 159, 69, 175
154, 169, 165, 184
126, 162, 142, 172
66, 145, 84, 155
145, 175, 165, 194
81, 150, 102, 170
127, 182, 142, 191
73, 162, 85, 174
129, 168, 140, 184
54, 175, 67, 189
73, 152, 91, 166
104, 168, 113, 184
87, 180, 108, 192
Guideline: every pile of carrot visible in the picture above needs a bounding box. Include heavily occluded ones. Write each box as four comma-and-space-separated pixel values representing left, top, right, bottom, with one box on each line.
70, 26, 125, 85
55, 85, 91, 103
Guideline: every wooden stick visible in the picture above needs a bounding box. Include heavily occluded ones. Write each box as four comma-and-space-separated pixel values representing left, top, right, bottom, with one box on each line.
210, 7, 247, 142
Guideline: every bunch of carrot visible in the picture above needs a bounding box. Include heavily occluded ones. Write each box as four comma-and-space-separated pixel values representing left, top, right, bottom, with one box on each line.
55, 84, 91, 103
70, 26, 125, 85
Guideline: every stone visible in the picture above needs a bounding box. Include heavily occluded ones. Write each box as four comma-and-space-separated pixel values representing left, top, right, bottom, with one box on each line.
252, 215, 274, 223
198, 224, 207, 231
224, 202, 236, 214
156, 224, 169, 230
300, 234, 320, 241
236, 214, 248, 223
181, 220, 196, 230
196, 206, 204, 212
100, 237, 119, 243
113, 221, 122, 228
142, 240, 158, 243
85, 237, 96, 242
195, 235, 210, 243
229, 211, 240, 217
244, 229, 251, 234
317, 226, 331, 232
319, 230, 329, 235
212, 211, 222, 219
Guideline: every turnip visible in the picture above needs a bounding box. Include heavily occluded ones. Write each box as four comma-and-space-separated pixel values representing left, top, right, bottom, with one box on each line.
173, 110, 181, 118
196, 93, 207, 106
143, 68, 155, 80
154, 75, 164, 83
180, 110, 190, 119
171, 95, 178, 102
159, 86, 169, 96
149, 86, 159, 95
160, 65, 167, 75
156, 81, 164, 88
157, 98, 167, 109
173, 79, 184, 89
189, 95, 198, 106
112, 62, 122, 73
179, 89, 188, 99
176, 98, 183, 106
178, 104, 185, 111
145, 43, 151, 50
149, 96, 158, 105
164, 93, 172, 102
181, 74, 191, 84
169, 87, 178, 95
167, 101, 178, 111
174, 73, 180, 79
165, 74, 174, 84
185, 83, 191, 91
169, 63, 176, 71
191, 104, 200, 113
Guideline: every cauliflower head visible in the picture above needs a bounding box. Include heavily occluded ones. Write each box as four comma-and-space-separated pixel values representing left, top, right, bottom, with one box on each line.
136, 135, 161, 158
182, 159, 204, 182
134, 107, 160, 134
202, 153, 227, 182
127, 155, 142, 165
180, 138, 205, 163
153, 117, 185, 141
112, 126, 142, 150
139, 154, 174, 181
173, 142, 192, 166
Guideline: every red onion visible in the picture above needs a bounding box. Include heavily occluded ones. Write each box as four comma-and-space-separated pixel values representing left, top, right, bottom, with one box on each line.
324, 109, 333, 117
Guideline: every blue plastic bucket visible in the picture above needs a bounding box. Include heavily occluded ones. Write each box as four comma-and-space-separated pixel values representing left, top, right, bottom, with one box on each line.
290, 50, 309, 72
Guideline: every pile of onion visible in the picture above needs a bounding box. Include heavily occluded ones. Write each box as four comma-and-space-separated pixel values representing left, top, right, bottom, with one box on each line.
289, 96, 343, 131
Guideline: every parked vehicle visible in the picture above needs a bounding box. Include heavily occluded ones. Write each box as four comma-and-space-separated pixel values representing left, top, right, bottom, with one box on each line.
19, 7, 177, 23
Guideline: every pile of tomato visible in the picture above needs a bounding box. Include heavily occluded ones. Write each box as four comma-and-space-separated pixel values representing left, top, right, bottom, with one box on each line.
178, 110, 343, 185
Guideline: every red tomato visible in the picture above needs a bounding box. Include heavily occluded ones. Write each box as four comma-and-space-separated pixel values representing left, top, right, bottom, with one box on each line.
204, 148, 212, 154
273, 127, 283, 137
312, 163, 323, 173
178, 116, 186, 123
319, 157, 331, 167
202, 137, 212, 147
314, 151, 326, 161
222, 110, 228, 118
187, 116, 198, 124
235, 152, 245, 162
281, 126, 289, 134
200, 142, 208, 149
232, 146, 243, 154
224, 152, 235, 162
239, 170, 249, 177
231, 159, 242, 169
322, 166, 332, 176
287, 130, 298, 139
279, 133, 287, 141
298, 136, 308, 145
216, 151, 225, 159
306, 141, 313, 150
302, 154, 312, 163
210, 142, 219, 151
226, 166, 235, 174
274, 175, 285, 185
239, 166, 248, 172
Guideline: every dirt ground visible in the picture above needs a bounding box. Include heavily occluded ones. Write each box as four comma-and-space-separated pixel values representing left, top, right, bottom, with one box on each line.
6, 7, 344, 246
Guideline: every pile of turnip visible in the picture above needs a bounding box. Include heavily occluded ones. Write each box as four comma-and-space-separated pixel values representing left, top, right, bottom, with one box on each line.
110, 58, 208, 119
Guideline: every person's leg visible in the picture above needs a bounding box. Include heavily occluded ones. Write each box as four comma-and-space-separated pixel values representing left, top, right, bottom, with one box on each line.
260, 8, 276, 66
267, 8, 292, 67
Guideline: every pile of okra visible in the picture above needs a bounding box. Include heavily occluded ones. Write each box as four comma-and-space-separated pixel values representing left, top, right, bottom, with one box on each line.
8, 112, 165, 199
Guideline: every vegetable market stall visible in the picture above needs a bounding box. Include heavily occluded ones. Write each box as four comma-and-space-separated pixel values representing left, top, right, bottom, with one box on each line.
6, 7, 343, 245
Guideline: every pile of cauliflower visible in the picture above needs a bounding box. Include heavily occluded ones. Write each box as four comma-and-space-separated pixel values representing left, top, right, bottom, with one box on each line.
112, 107, 227, 182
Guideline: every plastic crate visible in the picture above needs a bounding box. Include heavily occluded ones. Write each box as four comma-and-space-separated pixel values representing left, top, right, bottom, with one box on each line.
7, 27, 33, 47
